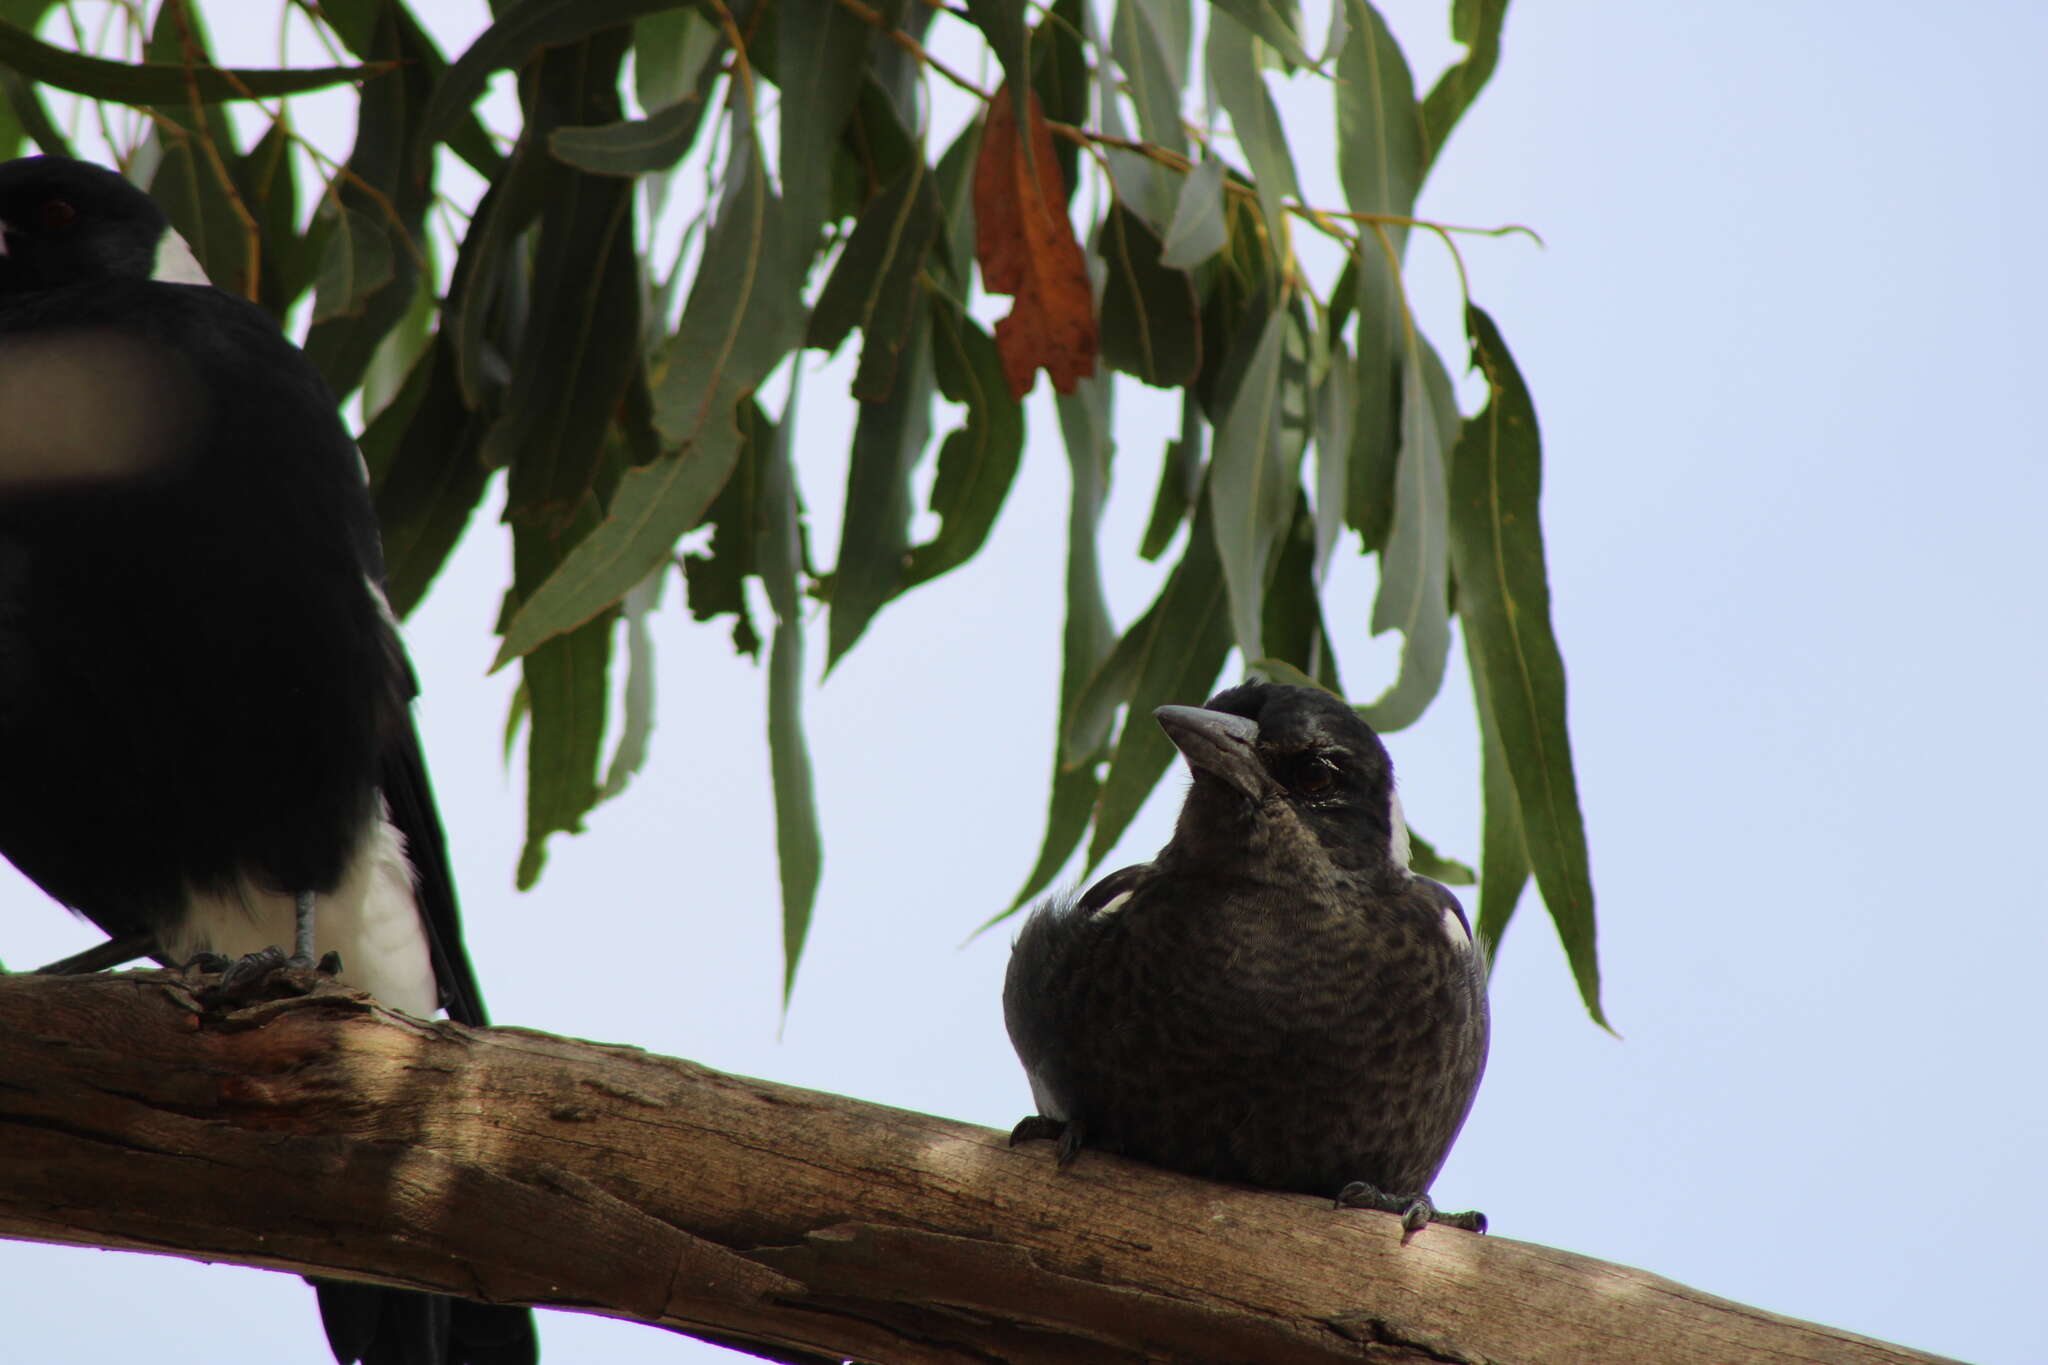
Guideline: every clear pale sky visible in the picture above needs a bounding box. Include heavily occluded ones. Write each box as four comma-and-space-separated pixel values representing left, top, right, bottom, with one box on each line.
4, 3, 2043, 1362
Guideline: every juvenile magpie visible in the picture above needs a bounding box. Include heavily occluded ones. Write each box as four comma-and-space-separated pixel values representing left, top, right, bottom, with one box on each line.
0, 156, 536, 1363
1004, 682, 1489, 1233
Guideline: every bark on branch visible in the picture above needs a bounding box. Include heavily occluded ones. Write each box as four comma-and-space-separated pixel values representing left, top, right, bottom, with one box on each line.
0, 971, 1950, 1364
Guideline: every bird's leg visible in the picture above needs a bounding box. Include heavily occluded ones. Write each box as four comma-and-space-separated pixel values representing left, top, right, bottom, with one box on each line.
1335, 1181, 1487, 1240
292, 889, 317, 963
1009, 1115, 1088, 1167
209, 892, 340, 997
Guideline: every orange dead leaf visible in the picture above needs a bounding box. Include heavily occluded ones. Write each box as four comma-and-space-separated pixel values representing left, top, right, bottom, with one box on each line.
973, 83, 1098, 398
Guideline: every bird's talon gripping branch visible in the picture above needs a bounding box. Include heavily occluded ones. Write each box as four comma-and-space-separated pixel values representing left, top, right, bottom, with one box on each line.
1008, 1114, 1067, 1148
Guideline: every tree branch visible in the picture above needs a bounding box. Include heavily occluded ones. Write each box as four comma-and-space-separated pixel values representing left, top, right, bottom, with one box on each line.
0, 972, 1951, 1364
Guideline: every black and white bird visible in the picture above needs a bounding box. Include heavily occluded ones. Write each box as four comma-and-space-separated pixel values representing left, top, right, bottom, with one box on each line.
1003, 682, 1489, 1233
0, 155, 535, 1363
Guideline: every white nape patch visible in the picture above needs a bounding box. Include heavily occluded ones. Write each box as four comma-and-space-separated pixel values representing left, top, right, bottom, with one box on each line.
162, 802, 439, 1017
1442, 904, 1473, 951
1089, 889, 1133, 921
150, 227, 211, 285
1388, 788, 1413, 872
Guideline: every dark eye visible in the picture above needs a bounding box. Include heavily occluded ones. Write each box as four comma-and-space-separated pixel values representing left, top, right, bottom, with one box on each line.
39, 198, 76, 231
1277, 754, 1338, 796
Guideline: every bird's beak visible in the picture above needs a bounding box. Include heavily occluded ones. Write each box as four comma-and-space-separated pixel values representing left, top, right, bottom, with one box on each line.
1155, 705, 1266, 801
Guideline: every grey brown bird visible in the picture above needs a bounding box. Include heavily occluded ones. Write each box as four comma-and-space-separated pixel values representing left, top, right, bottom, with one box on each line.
1003, 681, 1489, 1233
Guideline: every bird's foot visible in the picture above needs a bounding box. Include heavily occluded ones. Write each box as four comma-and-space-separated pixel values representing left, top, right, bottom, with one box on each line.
1008, 1115, 1087, 1167
1335, 1181, 1487, 1241
196, 946, 343, 1003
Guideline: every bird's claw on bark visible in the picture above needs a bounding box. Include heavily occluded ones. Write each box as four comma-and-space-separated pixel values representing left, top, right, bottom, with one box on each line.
1336, 1180, 1488, 1240
200, 946, 343, 1002
1009, 1115, 1087, 1167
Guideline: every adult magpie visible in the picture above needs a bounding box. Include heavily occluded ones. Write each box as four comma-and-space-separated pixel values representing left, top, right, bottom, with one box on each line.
1003, 682, 1489, 1233
0, 155, 536, 1363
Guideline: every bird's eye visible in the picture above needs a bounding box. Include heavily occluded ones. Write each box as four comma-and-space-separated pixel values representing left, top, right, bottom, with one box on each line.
1277, 755, 1338, 796
39, 199, 76, 232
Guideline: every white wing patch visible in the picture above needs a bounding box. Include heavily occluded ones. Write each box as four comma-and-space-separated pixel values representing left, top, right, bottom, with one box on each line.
150, 227, 211, 286
162, 801, 439, 1017
1089, 889, 1133, 921
1388, 788, 1413, 871
1441, 903, 1473, 951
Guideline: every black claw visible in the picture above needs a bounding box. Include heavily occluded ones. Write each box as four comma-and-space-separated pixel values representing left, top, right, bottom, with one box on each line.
203, 945, 337, 1003
1008, 1115, 1088, 1168
1053, 1120, 1087, 1168
1008, 1114, 1067, 1148
216, 945, 292, 996
1336, 1181, 1487, 1238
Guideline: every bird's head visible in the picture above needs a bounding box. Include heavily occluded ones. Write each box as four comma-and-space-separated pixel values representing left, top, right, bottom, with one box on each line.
0, 155, 206, 294
1155, 681, 1411, 886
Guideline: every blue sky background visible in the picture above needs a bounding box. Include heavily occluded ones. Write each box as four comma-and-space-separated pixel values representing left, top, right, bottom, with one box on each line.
4, 2, 2044, 1362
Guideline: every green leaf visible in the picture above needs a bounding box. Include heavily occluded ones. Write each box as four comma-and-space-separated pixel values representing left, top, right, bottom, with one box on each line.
0, 19, 382, 103
233, 119, 305, 321
1089, 498, 1235, 867
962, 0, 1030, 106
1110, 0, 1191, 157
633, 5, 720, 113
1408, 828, 1477, 885
807, 159, 940, 400
680, 400, 767, 659
495, 137, 802, 667
599, 564, 667, 801
301, 0, 439, 399
1032, 0, 1089, 201
1138, 390, 1204, 561
761, 385, 822, 1002
361, 270, 437, 420
415, 0, 682, 174
1210, 0, 1315, 69
1419, 0, 1507, 175
1335, 1, 1422, 234
511, 507, 616, 891
1160, 155, 1227, 268
1259, 492, 1342, 689
1356, 327, 1453, 732
1312, 338, 1353, 576
1468, 647, 1528, 961
549, 96, 714, 176
1344, 238, 1406, 550
776, 0, 871, 264
1004, 373, 1120, 912
1208, 302, 1293, 663
311, 204, 395, 323
905, 298, 1024, 587
495, 33, 642, 530
825, 312, 934, 669
927, 111, 983, 295
1205, 8, 1301, 260
1098, 199, 1202, 389
1446, 303, 1602, 1026
365, 334, 493, 618
0, 62, 71, 158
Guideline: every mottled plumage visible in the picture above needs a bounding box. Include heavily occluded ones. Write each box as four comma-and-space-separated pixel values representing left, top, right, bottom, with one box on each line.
1004, 682, 1488, 1231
